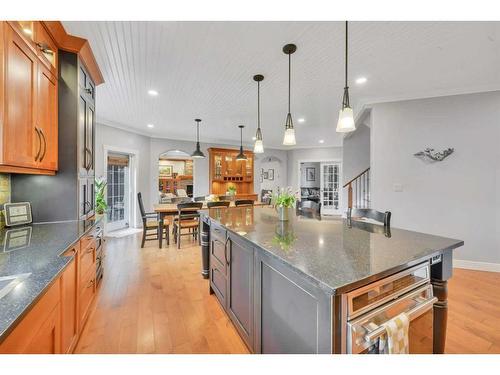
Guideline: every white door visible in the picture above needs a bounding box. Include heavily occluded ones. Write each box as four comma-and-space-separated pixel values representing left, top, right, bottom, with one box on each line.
320, 162, 341, 215
107, 153, 130, 232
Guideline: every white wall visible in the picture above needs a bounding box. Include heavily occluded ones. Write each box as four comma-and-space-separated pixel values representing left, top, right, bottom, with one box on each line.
95, 124, 151, 227
254, 149, 288, 197
299, 162, 320, 188
286, 147, 343, 193
343, 123, 371, 183
371, 91, 500, 267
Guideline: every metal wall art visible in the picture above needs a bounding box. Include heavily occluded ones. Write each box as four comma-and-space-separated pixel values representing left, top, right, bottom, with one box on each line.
414, 148, 454, 162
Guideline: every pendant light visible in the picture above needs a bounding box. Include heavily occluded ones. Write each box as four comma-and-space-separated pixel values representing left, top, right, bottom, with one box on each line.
253, 74, 264, 154
191, 119, 205, 158
282, 44, 297, 145
236, 125, 247, 161
336, 21, 356, 133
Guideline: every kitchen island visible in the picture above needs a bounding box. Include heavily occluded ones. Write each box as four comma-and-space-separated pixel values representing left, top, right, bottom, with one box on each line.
200, 206, 464, 354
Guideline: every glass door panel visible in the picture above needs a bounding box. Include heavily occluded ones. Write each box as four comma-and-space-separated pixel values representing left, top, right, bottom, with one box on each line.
107, 153, 130, 231
320, 162, 341, 215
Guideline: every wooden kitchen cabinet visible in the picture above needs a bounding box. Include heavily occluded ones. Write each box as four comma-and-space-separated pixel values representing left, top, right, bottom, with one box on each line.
61, 246, 79, 354
0, 21, 58, 175
0, 278, 62, 354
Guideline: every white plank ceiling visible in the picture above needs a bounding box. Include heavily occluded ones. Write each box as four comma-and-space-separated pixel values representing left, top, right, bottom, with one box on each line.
63, 21, 500, 148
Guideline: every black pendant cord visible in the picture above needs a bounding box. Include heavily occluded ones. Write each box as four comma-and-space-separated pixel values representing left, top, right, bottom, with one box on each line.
240, 126, 243, 149
196, 122, 200, 143
257, 80, 261, 130
288, 52, 291, 114
342, 21, 351, 109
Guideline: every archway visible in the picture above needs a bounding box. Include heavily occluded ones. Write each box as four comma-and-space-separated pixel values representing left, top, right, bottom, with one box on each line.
157, 149, 194, 203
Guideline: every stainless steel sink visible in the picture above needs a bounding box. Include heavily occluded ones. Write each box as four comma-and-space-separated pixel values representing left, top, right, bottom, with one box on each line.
0, 273, 31, 300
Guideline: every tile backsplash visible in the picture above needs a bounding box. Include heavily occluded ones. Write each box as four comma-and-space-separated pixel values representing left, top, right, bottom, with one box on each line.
0, 173, 11, 228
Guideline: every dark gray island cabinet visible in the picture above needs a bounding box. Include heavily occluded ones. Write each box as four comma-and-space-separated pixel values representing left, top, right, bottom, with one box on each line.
200, 207, 464, 354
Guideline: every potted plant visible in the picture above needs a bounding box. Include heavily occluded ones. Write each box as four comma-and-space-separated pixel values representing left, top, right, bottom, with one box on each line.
272, 187, 297, 221
227, 184, 237, 199
95, 177, 108, 217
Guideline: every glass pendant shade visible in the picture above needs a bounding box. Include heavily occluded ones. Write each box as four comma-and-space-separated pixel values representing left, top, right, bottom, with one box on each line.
336, 107, 355, 133
283, 127, 296, 146
191, 119, 206, 158
282, 44, 297, 146
253, 139, 264, 154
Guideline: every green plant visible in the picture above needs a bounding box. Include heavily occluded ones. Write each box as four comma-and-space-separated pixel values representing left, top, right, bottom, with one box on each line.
272, 187, 297, 208
95, 177, 108, 215
227, 184, 237, 195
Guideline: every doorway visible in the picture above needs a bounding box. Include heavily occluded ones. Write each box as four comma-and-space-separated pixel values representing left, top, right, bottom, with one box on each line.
298, 160, 342, 216
106, 153, 130, 231
157, 150, 194, 203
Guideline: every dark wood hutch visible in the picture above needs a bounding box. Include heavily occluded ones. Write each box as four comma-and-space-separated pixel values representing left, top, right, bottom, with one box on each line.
208, 147, 258, 201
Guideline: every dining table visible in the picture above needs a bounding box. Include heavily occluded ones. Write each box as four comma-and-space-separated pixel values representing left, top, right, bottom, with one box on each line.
153, 200, 268, 248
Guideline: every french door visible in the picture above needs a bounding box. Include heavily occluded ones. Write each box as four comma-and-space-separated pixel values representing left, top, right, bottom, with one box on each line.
320, 162, 341, 215
107, 153, 130, 231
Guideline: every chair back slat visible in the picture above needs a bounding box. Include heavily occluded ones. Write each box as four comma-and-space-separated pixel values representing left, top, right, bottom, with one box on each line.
177, 202, 203, 220
207, 201, 230, 208
193, 196, 206, 202
348, 208, 391, 227
235, 200, 254, 207
137, 192, 146, 218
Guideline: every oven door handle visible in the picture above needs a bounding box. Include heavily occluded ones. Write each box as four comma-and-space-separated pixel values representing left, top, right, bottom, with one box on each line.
364, 296, 437, 343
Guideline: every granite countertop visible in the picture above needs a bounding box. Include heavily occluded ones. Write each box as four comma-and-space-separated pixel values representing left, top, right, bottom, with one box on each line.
0, 218, 100, 343
202, 207, 464, 293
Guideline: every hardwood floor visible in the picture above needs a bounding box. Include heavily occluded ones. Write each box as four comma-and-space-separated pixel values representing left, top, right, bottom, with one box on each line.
74, 233, 500, 354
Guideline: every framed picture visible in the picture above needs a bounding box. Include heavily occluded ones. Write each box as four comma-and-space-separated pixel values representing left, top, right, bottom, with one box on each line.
268, 169, 274, 181
159, 165, 173, 177
306, 167, 316, 182
3, 202, 33, 227
263, 171, 269, 180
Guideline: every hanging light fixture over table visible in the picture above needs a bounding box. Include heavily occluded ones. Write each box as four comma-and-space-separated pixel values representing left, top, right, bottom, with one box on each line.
282, 43, 297, 145
336, 21, 356, 133
236, 125, 247, 161
191, 118, 206, 158
253, 74, 264, 154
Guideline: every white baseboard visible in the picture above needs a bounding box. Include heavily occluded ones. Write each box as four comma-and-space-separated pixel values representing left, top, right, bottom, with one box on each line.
453, 259, 500, 273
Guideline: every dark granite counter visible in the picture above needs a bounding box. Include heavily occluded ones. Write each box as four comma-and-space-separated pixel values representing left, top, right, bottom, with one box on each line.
0, 218, 100, 343
202, 207, 464, 293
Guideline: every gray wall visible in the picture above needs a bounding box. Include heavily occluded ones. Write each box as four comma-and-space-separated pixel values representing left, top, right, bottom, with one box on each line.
286, 147, 343, 193
370, 91, 500, 266
342, 123, 371, 183
95, 124, 151, 227
255, 150, 288, 197
299, 162, 320, 188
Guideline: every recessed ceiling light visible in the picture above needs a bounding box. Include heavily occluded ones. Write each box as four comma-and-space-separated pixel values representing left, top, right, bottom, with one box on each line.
319, 139, 325, 144
148, 89, 159, 96
147, 124, 154, 128
297, 118, 305, 123
355, 77, 367, 84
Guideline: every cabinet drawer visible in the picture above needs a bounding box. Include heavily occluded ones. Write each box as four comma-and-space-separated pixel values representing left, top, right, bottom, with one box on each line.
79, 266, 96, 330
211, 238, 227, 272
210, 223, 226, 242
79, 240, 96, 281
210, 261, 227, 307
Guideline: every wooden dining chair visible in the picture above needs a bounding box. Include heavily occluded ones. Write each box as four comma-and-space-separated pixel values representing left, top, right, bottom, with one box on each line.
138, 192, 169, 248
235, 199, 254, 207
207, 201, 230, 208
193, 196, 206, 202
173, 202, 203, 249
347, 208, 391, 227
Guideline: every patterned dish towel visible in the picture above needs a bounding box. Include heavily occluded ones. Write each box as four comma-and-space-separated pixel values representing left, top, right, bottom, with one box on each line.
378, 312, 410, 354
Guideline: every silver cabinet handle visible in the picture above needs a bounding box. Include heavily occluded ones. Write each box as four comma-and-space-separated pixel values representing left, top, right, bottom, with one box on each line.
34, 127, 42, 161
84, 147, 93, 170
364, 296, 438, 343
224, 237, 230, 265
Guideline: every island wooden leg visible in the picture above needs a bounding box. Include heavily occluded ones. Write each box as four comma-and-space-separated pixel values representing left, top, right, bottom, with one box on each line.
431, 278, 448, 354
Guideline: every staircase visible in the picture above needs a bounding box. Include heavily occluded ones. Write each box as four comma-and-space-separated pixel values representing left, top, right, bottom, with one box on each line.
343, 167, 370, 209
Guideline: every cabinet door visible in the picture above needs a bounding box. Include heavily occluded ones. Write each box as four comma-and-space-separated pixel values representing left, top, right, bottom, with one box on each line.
3, 24, 38, 168
36, 63, 58, 170
77, 95, 88, 176
60, 251, 78, 353
227, 234, 254, 349
34, 22, 58, 77
24, 304, 61, 354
